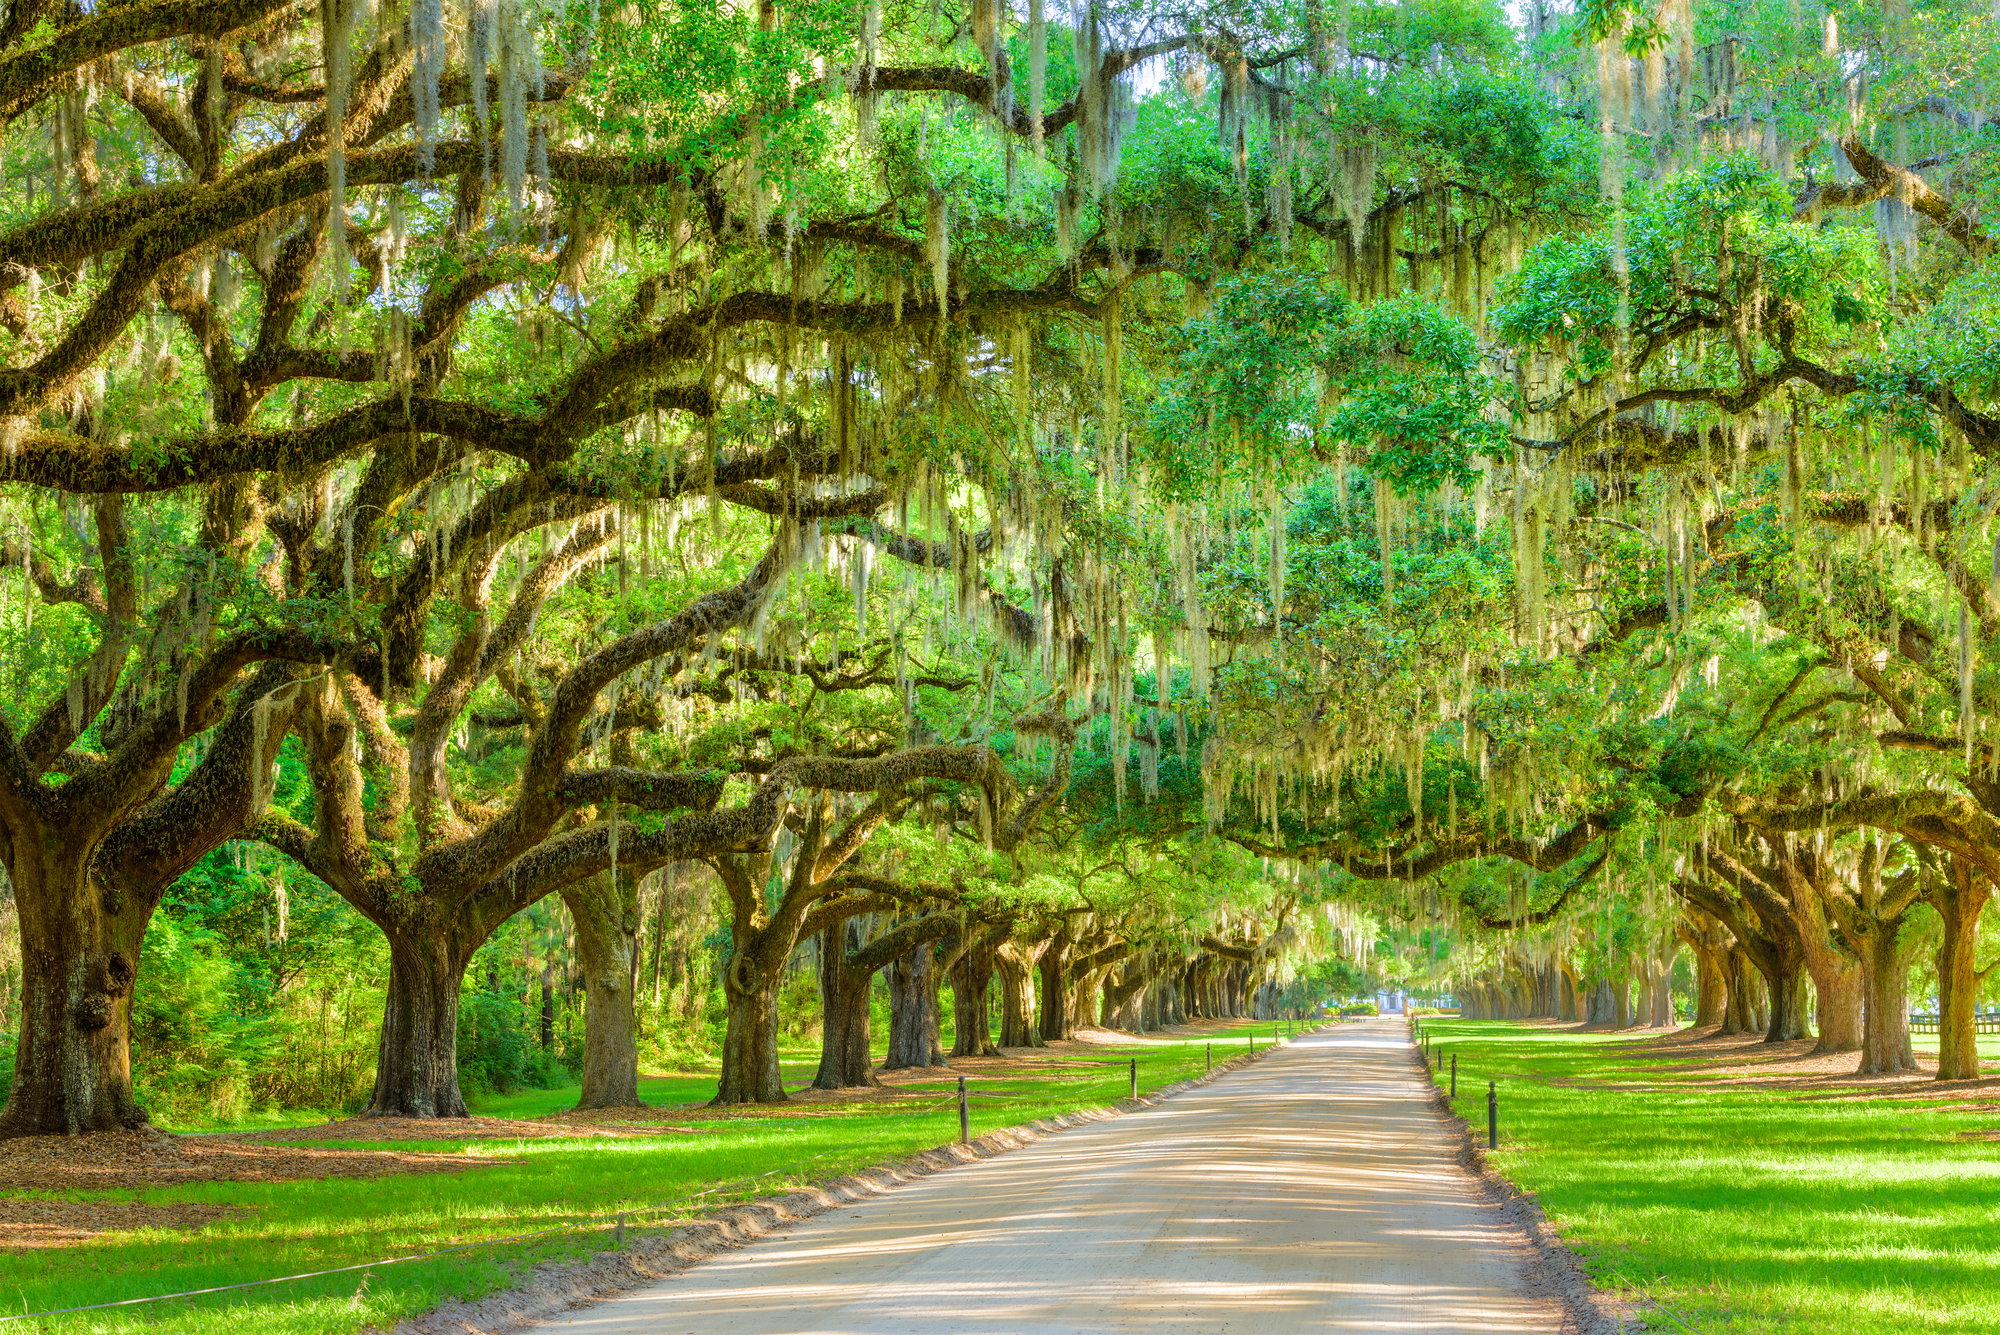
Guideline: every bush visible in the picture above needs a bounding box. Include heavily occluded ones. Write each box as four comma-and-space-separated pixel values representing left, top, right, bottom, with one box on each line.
130, 914, 270, 1124
456, 984, 575, 1097
1338, 1002, 1379, 1017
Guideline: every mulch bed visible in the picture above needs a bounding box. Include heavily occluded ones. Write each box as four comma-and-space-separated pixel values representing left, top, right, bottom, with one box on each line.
0, 1196, 247, 1251
0, 1125, 512, 1252
249, 1114, 708, 1142
0, 1125, 501, 1192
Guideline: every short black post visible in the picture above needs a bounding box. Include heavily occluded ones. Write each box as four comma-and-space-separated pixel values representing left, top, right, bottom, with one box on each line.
957, 1075, 970, 1145
1451, 1053, 1458, 1098
1129, 1057, 1138, 1100
1487, 1081, 1498, 1150
1248, 1032, 1255, 1054
1206, 1042, 1212, 1072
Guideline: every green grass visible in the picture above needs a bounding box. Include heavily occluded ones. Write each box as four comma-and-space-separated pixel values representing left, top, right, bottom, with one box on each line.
3, 1020, 1305, 1333
1416, 1019, 2000, 1334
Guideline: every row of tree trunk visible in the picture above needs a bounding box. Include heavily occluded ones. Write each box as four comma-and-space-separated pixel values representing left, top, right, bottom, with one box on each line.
568, 881, 1283, 1109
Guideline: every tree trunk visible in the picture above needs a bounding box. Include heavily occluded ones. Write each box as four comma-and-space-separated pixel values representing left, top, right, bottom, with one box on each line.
1930, 866, 1994, 1081
563, 873, 643, 1109
812, 923, 878, 1090
1810, 965, 1863, 1055
1651, 969, 1676, 1027
1857, 916, 1919, 1076
715, 939, 788, 1104
0, 847, 157, 1136
1694, 946, 1729, 1026
949, 943, 999, 1058
1558, 965, 1580, 1022
539, 964, 556, 1052
1762, 949, 1809, 1043
1791, 894, 1863, 1056
997, 950, 1041, 1048
883, 941, 946, 1070
365, 931, 473, 1118
1036, 942, 1069, 1043
1724, 949, 1758, 1034
1583, 978, 1611, 1025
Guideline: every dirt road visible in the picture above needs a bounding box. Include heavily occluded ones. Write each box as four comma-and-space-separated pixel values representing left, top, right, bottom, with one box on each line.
527, 1019, 1569, 1333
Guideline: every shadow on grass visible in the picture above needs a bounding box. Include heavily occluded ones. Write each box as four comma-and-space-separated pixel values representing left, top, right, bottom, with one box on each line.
1425, 1020, 2000, 1334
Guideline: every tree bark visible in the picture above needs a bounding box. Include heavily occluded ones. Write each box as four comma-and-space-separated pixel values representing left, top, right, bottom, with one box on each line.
812, 922, 878, 1090
1558, 964, 1581, 1022
1782, 861, 1864, 1056
1929, 860, 1994, 1081
1692, 942, 1729, 1026
716, 941, 788, 1103
1036, 937, 1070, 1042
949, 942, 999, 1057
1812, 966, 1864, 1054
882, 940, 946, 1070
1856, 916, 1919, 1075
563, 872, 643, 1109
1763, 950, 1809, 1043
1725, 951, 1758, 1035
0, 844, 157, 1136
365, 930, 474, 1118
996, 946, 1041, 1048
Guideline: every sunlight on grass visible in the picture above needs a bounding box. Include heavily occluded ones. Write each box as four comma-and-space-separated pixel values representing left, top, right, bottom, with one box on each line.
1421, 1020, 2000, 1335
2, 1023, 1297, 1333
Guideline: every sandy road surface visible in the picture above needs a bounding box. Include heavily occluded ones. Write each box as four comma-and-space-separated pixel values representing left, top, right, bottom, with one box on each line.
527, 1019, 1567, 1334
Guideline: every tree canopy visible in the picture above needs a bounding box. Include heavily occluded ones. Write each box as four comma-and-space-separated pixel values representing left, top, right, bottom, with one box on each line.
1, 0, 1997, 1134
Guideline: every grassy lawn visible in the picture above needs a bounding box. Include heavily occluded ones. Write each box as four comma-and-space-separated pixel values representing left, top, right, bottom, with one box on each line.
3, 1020, 1304, 1333
1416, 1019, 2000, 1334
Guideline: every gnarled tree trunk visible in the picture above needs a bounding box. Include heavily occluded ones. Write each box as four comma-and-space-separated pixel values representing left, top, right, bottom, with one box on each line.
883, 941, 946, 1070
1685, 929, 1730, 1027
563, 872, 643, 1109
716, 941, 788, 1104
1857, 916, 1919, 1075
1929, 860, 1994, 1081
1762, 952, 1808, 1043
366, 928, 475, 1118
1036, 936, 1070, 1042
950, 944, 1000, 1057
812, 921, 878, 1090
1787, 870, 1863, 1056
1811, 966, 1863, 1054
996, 946, 1041, 1048
0, 843, 157, 1136
1725, 952, 1759, 1034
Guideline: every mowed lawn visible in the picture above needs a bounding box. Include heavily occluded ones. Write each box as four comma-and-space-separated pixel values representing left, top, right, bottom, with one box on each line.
1420, 1019, 2000, 1334
1, 1020, 1301, 1334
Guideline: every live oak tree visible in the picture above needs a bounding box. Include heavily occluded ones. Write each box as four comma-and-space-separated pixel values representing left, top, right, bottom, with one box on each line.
0, 0, 1392, 1130
13, 0, 2000, 1134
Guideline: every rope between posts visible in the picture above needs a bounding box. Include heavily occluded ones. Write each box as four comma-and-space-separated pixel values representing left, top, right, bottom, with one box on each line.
0, 1093, 963, 1325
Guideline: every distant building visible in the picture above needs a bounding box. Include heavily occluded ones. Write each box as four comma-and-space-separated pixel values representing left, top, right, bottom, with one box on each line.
1375, 988, 1408, 1015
